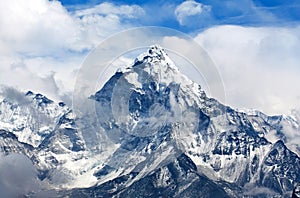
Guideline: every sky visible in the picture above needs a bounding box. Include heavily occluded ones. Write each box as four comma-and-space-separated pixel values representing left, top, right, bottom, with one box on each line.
0, 0, 300, 115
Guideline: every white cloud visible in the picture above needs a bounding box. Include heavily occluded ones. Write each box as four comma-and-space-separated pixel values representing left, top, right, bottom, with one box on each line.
175, 0, 211, 26
0, 0, 77, 56
281, 110, 300, 155
0, 53, 81, 102
0, 154, 40, 197
70, 3, 144, 52
0, 0, 144, 54
195, 25, 300, 115
74, 2, 145, 19
0, 0, 144, 101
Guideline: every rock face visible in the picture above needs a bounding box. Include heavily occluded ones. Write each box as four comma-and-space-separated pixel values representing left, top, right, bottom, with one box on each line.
0, 45, 299, 197
0, 91, 86, 185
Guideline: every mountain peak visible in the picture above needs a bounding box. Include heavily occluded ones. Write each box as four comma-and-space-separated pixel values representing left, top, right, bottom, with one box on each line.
134, 45, 165, 62
134, 45, 174, 67
24, 90, 54, 105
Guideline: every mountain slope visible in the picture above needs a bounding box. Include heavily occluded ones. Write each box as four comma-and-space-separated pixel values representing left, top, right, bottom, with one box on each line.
88, 45, 300, 197
0, 91, 91, 187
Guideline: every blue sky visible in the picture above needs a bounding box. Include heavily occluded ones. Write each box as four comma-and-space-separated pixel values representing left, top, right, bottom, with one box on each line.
0, 0, 300, 115
59, 0, 300, 31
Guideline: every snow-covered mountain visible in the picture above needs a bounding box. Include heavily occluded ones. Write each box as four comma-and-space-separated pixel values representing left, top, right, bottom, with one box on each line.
0, 45, 299, 197
0, 91, 98, 188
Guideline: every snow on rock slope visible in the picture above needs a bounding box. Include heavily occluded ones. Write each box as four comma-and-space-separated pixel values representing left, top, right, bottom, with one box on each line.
0, 91, 107, 189
0, 45, 299, 197
87, 45, 300, 197
0, 91, 68, 147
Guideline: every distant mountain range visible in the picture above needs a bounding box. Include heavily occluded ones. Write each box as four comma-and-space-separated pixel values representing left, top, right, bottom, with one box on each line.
0, 45, 299, 197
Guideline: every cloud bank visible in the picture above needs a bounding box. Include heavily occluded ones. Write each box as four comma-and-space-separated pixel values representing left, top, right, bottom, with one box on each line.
195, 25, 300, 115
0, 154, 39, 197
0, 0, 144, 101
0, 0, 144, 54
